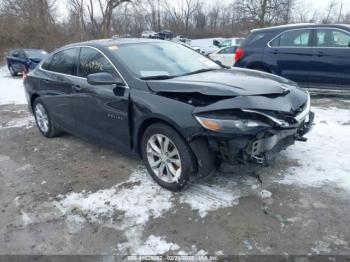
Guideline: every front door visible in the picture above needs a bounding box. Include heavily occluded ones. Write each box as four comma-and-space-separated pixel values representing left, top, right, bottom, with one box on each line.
71, 47, 131, 151
310, 28, 350, 87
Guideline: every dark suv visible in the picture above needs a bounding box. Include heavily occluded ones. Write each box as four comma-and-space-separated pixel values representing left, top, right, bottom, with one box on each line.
234, 24, 350, 91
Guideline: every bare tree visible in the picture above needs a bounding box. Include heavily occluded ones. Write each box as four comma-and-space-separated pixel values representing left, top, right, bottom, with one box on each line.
85, 0, 132, 37
323, 0, 339, 23
235, 0, 296, 28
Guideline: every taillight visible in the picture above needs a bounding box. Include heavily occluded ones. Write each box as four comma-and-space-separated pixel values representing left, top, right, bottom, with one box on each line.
235, 48, 245, 62
22, 71, 27, 81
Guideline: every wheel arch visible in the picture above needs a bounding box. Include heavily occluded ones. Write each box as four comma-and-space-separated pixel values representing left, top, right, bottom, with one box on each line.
30, 94, 40, 110
135, 116, 186, 157
135, 116, 215, 178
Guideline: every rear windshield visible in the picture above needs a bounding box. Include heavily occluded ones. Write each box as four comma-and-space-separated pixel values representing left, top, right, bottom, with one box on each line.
244, 33, 267, 46
24, 50, 48, 59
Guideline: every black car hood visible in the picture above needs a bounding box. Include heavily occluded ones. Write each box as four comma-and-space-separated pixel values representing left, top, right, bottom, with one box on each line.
147, 68, 308, 114
147, 68, 298, 97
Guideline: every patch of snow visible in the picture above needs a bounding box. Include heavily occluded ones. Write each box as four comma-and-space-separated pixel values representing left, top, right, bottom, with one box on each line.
0, 66, 27, 105
180, 183, 241, 218
14, 196, 20, 207
243, 240, 253, 250
56, 169, 177, 254
310, 241, 332, 254
278, 107, 350, 192
21, 211, 32, 226
135, 235, 180, 255
0, 116, 34, 129
179, 173, 260, 218
260, 190, 272, 199
56, 169, 173, 226
196, 249, 208, 255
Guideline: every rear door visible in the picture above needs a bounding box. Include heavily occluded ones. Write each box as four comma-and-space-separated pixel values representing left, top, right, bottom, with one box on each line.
39, 48, 79, 131
310, 27, 350, 87
267, 28, 313, 83
71, 47, 131, 151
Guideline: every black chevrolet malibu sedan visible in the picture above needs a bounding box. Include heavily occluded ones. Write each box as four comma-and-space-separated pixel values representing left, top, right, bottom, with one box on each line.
24, 38, 314, 191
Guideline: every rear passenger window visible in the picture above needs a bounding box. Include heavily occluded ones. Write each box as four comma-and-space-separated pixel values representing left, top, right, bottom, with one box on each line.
46, 48, 78, 75
78, 47, 118, 78
316, 29, 350, 47
270, 29, 312, 47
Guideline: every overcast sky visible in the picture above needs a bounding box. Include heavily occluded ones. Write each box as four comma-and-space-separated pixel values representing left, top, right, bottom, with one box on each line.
57, 0, 350, 21
304, 0, 350, 14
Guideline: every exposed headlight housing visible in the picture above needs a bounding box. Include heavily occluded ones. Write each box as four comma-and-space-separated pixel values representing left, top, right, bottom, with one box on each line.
194, 116, 269, 133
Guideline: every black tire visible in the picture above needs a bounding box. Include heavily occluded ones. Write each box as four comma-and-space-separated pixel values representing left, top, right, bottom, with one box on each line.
33, 98, 62, 138
141, 123, 196, 191
9, 65, 17, 77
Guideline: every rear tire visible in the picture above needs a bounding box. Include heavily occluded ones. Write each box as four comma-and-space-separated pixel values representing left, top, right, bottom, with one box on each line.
141, 123, 196, 191
33, 98, 62, 138
9, 65, 17, 77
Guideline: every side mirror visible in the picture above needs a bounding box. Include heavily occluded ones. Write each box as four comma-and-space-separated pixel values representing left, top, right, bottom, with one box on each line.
213, 40, 220, 47
87, 72, 124, 86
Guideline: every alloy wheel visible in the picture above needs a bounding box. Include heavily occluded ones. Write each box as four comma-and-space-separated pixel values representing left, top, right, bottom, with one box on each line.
146, 134, 182, 183
35, 103, 49, 133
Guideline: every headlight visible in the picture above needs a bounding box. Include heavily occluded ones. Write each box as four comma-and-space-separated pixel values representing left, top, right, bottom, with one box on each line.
194, 116, 269, 133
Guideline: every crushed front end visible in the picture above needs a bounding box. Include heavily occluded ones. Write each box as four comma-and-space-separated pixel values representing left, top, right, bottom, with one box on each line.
193, 90, 314, 166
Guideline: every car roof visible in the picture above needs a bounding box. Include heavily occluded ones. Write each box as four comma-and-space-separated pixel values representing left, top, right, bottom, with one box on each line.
61, 38, 170, 50
251, 23, 350, 33
11, 48, 45, 52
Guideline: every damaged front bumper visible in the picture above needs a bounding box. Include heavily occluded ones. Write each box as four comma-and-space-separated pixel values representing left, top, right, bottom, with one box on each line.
209, 111, 314, 166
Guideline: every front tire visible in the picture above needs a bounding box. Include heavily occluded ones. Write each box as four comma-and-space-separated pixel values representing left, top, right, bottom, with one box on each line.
33, 98, 62, 138
141, 123, 196, 191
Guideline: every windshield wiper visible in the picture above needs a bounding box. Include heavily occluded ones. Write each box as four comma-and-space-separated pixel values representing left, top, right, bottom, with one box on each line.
140, 75, 177, 80
181, 68, 217, 76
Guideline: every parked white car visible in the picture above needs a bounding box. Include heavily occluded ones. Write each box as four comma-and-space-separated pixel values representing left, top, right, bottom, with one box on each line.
141, 30, 157, 38
191, 38, 224, 55
208, 46, 237, 67
216, 37, 245, 48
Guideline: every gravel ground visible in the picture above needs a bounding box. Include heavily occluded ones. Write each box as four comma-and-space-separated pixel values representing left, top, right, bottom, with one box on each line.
0, 71, 350, 256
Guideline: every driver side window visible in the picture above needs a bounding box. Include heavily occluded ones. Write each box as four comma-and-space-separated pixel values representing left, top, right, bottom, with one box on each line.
78, 47, 119, 78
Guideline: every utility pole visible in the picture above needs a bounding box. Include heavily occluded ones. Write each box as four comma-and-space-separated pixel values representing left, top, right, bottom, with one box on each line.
338, 2, 343, 22
157, 0, 161, 31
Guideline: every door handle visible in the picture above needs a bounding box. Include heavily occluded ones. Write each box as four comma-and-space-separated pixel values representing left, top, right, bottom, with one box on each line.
272, 49, 279, 54
317, 51, 324, 57
42, 79, 50, 84
72, 85, 83, 92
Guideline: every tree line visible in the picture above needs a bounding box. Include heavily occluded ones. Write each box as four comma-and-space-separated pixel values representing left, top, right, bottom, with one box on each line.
0, 0, 349, 59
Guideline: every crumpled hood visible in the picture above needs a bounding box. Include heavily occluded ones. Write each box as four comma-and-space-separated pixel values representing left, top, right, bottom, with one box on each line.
146, 68, 299, 97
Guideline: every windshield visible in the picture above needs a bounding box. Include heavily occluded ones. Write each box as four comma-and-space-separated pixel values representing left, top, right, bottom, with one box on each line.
24, 50, 48, 59
111, 42, 220, 79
